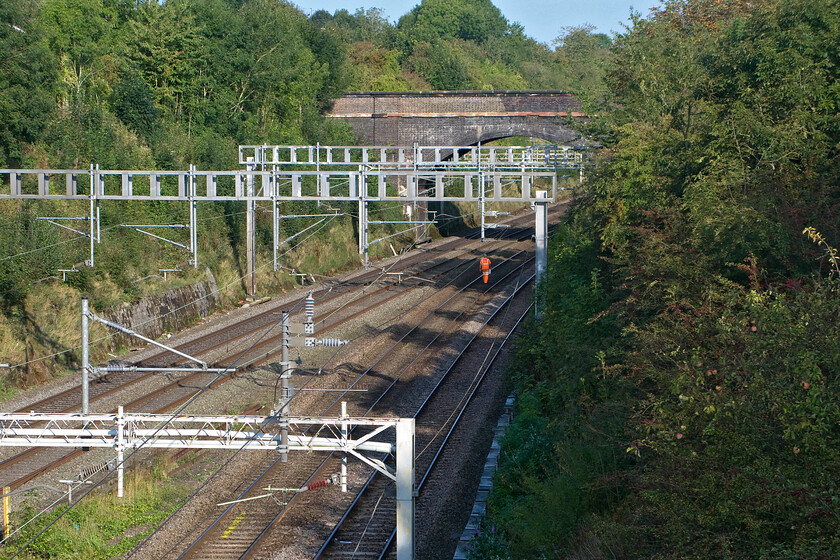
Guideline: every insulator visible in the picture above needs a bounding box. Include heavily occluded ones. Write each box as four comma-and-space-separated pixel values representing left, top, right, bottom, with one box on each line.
305, 292, 315, 323
80, 461, 109, 480
101, 364, 132, 372
305, 479, 330, 491
317, 338, 347, 347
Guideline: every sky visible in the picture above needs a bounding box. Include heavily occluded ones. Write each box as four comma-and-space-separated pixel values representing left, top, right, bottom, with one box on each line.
290, 0, 663, 45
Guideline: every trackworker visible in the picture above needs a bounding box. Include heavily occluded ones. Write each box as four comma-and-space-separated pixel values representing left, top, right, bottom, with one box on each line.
480, 254, 491, 283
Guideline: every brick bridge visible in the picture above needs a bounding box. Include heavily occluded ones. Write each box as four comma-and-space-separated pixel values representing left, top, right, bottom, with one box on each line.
327, 90, 586, 146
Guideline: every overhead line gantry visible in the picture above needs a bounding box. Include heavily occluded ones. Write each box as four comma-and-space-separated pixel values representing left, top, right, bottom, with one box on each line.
0, 143, 584, 559
0, 143, 583, 299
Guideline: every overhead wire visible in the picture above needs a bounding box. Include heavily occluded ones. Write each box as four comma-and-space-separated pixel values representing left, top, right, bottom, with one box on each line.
3, 194, 492, 373
7, 194, 532, 555
125, 220, 455, 557
130, 207, 531, 557
0, 213, 343, 373
3, 211, 354, 553
7, 152, 553, 553
415, 256, 528, 461
5, 275, 294, 558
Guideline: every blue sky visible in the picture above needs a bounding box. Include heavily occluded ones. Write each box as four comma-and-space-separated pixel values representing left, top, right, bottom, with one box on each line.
290, 0, 663, 45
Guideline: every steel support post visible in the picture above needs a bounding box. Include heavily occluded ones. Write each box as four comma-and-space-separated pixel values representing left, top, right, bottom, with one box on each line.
189, 164, 198, 268
81, 297, 90, 414
273, 197, 279, 271
117, 406, 125, 498
479, 169, 486, 243
280, 311, 291, 462
396, 417, 415, 560
246, 158, 257, 298
534, 191, 548, 322
340, 401, 348, 492
359, 194, 369, 269
89, 165, 96, 268
411, 143, 427, 245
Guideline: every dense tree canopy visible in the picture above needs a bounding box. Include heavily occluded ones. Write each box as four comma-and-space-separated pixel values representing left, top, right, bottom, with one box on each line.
5, 1, 838, 557
0, 0, 603, 384
479, 0, 840, 558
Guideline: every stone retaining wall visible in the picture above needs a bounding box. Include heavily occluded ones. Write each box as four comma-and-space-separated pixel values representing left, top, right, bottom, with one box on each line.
100, 270, 219, 349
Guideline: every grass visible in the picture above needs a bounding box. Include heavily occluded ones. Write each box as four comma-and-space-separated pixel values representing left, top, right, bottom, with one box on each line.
0, 171, 567, 400
0, 459, 192, 560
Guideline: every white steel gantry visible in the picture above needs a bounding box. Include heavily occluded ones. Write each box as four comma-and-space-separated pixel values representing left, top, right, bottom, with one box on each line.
0, 411, 416, 559
0, 144, 573, 203
0, 143, 582, 300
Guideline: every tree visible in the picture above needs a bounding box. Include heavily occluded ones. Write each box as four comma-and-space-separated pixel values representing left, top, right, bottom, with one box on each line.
396, 0, 508, 49
482, 0, 840, 557
552, 25, 612, 107
0, 0, 57, 167
124, 0, 208, 124
40, 0, 128, 108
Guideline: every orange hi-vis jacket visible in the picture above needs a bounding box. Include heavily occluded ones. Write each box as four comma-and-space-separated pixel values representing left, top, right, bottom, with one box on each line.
480, 256, 491, 283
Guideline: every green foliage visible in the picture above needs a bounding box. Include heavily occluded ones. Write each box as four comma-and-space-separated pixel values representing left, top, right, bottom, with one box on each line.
396, 0, 508, 49
110, 71, 161, 139
312, 8, 395, 48
406, 40, 473, 90
552, 26, 612, 109
0, 1, 57, 167
0, 466, 191, 560
124, 0, 207, 124
486, 226, 631, 557
0, 203, 63, 309
387, 0, 581, 91
610, 280, 840, 558
466, 524, 510, 559
347, 43, 428, 91
486, 0, 840, 557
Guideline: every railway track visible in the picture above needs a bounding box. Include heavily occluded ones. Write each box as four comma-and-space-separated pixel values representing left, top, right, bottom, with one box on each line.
2, 201, 566, 558
0, 230, 529, 493
316, 281, 533, 559
5, 204, 560, 415
136, 229, 536, 559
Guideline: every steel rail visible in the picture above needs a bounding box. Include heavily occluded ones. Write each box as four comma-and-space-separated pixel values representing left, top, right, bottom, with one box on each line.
318, 249, 534, 418
4, 203, 564, 560
131, 223, 530, 368
171, 218, 532, 560
0, 205, 554, 498
234, 242, 533, 373
379, 301, 534, 559
0, 222, 527, 502
313, 277, 534, 560
242, 267, 534, 560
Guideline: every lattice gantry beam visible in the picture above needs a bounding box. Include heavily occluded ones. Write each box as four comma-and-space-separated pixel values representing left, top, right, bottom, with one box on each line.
0, 410, 416, 558
0, 144, 581, 203
0, 412, 394, 455
0, 169, 557, 203
239, 144, 584, 171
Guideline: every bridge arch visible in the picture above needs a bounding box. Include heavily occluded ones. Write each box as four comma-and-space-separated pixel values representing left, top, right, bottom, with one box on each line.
328, 90, 587, 147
